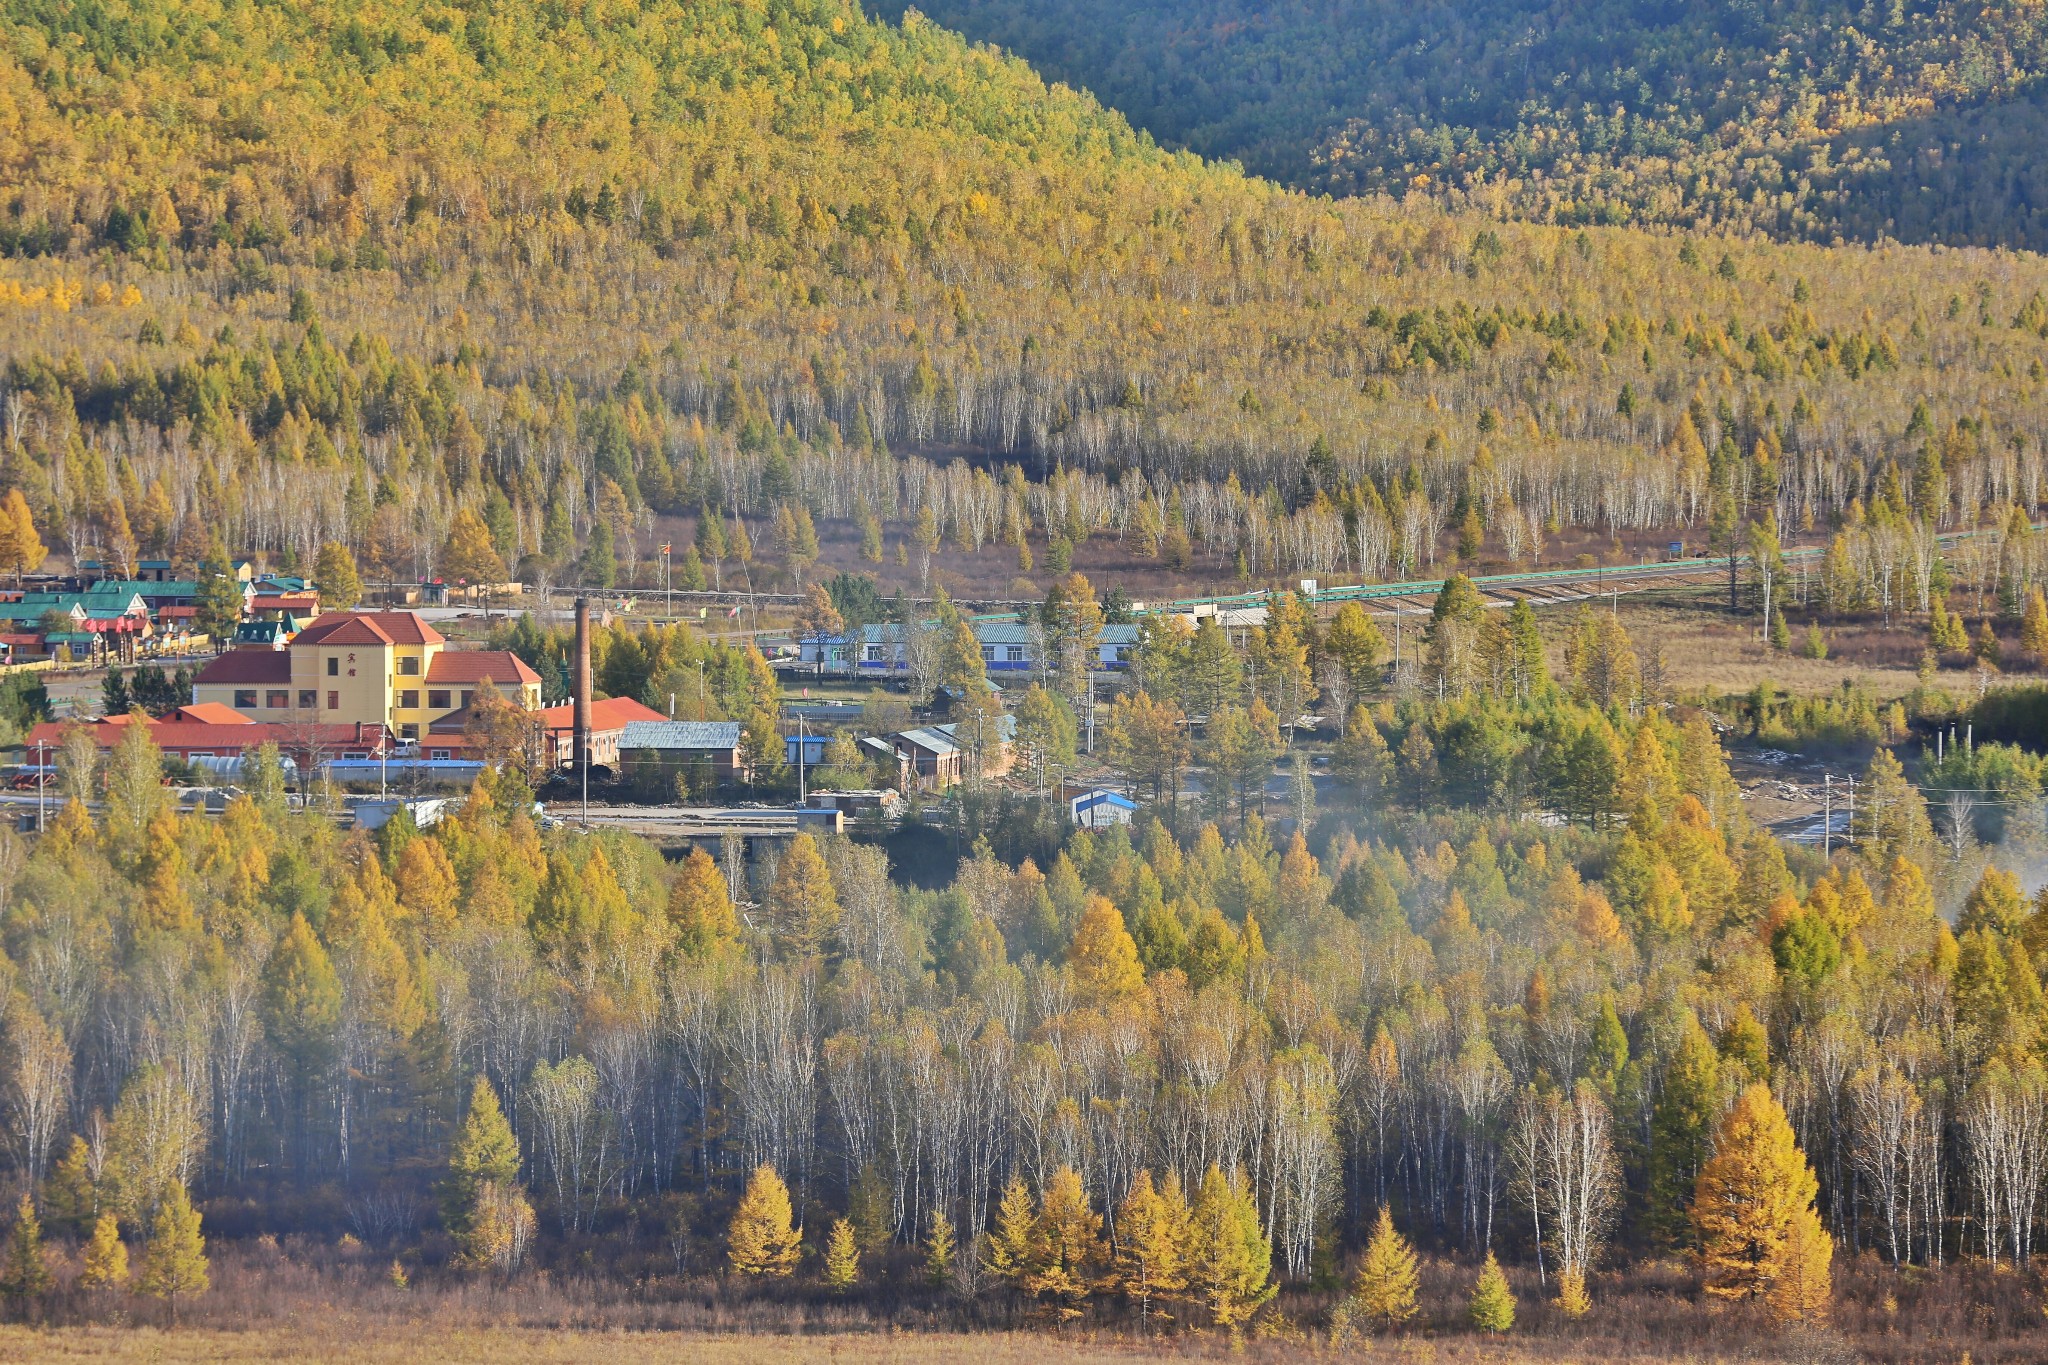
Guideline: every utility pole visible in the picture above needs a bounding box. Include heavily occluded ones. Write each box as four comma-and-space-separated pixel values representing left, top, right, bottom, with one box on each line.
1822, 774, 1831, 857
797, 711, 809, 806
1086, 671, 1096, 755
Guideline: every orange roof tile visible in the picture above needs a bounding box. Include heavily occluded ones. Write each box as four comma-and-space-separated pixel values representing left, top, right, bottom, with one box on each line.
425, 650, 540, 685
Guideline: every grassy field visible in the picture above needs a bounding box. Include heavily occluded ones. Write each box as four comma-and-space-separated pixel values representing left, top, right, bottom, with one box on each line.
0, 1324, 1860, 1364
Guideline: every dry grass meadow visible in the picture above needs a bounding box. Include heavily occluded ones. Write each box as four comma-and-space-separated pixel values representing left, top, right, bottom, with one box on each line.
0, 1246, 2032, 1365
0, 1325, 1862, 1365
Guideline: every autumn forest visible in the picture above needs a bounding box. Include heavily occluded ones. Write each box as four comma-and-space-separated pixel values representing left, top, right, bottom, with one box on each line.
0, 0, 2046, 1359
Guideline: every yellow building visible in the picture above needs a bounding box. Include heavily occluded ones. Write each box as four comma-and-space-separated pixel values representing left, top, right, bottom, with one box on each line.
192, 611, 540, 740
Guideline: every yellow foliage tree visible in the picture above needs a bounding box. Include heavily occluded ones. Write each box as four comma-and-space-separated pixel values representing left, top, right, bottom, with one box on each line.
1353, 1206, 1419, 1329
728, 1164, 802, 1277
768, 832, 839, 956
80, 1212, 128, 1290
822, 1217, 859, 1291
137, 1181, 208, 1319
1067, 895, 1145, 1004
1692, 1083, 1832, 1321
0, 489, 47, 585
1114, 1170, 1188, 1329
1186, 1164, 1275, 1332
1022, 1165, 1105, 1321
669, 847, 740, 956
984, 1175, 1036, 1284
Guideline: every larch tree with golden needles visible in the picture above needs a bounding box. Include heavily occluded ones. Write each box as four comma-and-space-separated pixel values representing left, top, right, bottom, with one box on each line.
313, 540, 363, 611
442, 507, 509, 596
1114, 1170, 1188, 1329
669, 846, 741, 957
822, 1217, 860, 1291
442, 1076, 534, 1273
728, 1165, 802, 1277
0, 490, 46, 586
985, 1175, 1036, 1285
1187, 1164, 1275, 1333
1022, 1165, 1106, 1322
80, 1212, 128, 1291
1692, 1083, 1832, 1321
768, 832, 840, 957
1468, 1251, 1516, 1333
1067, 896, 1146, 1005
1353, 1206, 1419, 1329
138, 1181, 208, 1320
924, 1208, 957, 1289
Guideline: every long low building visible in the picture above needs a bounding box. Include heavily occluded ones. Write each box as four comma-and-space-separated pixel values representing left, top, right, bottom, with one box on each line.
800, 620, 1138, 674
27, 707, 396, 767
617, 720, 750, 785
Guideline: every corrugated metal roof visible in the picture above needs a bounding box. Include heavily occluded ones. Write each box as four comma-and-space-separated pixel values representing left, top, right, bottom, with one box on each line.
620, 720, 743, 750
894, 726, 961, 754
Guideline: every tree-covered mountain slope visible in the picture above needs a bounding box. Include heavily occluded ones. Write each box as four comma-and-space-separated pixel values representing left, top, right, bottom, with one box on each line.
881, 0, 2048, 250
0, 0, 2044, 589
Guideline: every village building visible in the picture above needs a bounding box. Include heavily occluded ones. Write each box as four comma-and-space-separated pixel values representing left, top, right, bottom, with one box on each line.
191, 610, 539, 738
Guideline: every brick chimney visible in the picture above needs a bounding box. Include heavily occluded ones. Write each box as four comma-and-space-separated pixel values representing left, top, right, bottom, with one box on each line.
573, 596, 592, 776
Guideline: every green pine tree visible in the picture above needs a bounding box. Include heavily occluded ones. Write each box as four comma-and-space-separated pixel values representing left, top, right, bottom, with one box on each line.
0, 1195, 52, 1303
192, 537, 245, 643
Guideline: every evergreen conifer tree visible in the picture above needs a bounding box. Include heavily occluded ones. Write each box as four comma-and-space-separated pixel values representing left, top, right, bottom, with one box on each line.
0, 1195, 51, 1303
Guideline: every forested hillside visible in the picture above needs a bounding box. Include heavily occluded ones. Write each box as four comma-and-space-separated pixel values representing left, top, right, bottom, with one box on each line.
884, 0, 2048, 250
1, 0, 2046, 592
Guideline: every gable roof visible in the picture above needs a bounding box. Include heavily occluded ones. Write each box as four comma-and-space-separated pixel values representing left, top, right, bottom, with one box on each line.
295, 614, 394, 646
619, 720, 743, 751
295, 611, 443, 648
539, 695, 666, 732
193, 651, 292, 685
894, 726, 961, 755
174, 702, 257, 725
424, 650, 540, 685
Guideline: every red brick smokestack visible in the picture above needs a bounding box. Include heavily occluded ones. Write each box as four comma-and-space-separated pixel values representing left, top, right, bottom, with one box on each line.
573, 596, 592, 776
